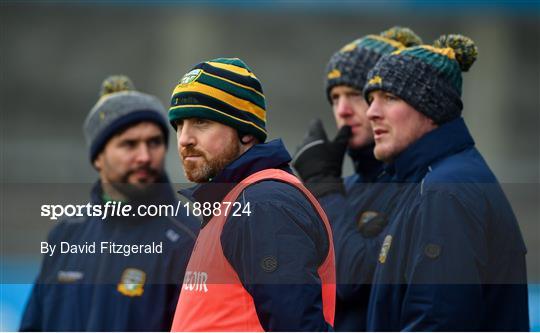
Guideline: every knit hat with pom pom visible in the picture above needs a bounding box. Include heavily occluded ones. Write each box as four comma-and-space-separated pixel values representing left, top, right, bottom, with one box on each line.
325, 26, 423, 103
363, 34, 478, 124
83, 75, 169, 162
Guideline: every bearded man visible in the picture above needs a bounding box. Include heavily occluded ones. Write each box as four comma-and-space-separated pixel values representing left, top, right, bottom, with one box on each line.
168, 58, 336, 331
21, 76, 199, 331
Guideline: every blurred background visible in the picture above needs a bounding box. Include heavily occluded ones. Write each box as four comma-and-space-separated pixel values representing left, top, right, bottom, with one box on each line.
1, 1, 539, 331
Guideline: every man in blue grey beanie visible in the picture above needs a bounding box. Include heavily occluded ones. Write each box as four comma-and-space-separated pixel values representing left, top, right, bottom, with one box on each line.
83, 75, 170, 196
20, 76, 199, 331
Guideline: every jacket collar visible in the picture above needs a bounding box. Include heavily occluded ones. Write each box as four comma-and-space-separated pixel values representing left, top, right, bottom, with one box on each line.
384, 117, 475, 182
348, 143, 383, 182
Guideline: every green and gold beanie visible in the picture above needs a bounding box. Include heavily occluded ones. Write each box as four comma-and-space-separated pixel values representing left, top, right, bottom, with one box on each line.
364, 34, 478, 124
169, 57, 267, 142
325, 26, 422, 103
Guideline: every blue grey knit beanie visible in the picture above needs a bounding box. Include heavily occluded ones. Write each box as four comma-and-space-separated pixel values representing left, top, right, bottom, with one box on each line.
83, 75, 169, 162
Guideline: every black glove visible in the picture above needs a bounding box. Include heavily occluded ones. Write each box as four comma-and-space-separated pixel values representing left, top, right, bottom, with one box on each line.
292, 119, 351, 197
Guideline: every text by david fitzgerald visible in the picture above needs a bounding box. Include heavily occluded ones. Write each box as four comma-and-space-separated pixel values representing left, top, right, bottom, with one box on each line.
41, 241, 162, 257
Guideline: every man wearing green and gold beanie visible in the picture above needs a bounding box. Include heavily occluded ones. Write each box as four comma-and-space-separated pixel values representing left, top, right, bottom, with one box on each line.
363, 35, 529, 331
168, 58, 336, 331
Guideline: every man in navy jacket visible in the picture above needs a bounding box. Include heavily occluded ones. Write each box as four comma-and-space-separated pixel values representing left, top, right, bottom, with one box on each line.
362, 34, 529, 331
168, 58, 335, 331
292, 27, 422, 331
20, 76, 199, 331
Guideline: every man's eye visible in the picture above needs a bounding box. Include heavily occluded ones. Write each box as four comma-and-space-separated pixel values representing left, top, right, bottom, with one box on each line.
148, 137, 163, 147
384, 93, 398, 101
121, 141, 136, 149
195, 119, 207, 125
175, 120, 184, 131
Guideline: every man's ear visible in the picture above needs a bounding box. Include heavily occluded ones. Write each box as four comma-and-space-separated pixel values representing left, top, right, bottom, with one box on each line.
93, 153, 103, 171
240, 134, 256, 145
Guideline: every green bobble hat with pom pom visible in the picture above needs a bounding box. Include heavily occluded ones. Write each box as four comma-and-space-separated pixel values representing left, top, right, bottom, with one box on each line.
83, 75, 169, 162
363, 34, 478, 124
325, 26, 423, 103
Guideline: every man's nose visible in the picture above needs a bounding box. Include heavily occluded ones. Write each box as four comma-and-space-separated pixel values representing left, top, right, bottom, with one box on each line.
135, 144, 151, 164
336, 97, 353, 118
178, 125, 195, 148
366, 98, 382, 121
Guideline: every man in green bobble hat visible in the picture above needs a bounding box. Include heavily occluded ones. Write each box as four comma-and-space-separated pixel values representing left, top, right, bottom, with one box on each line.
363, 35, 529, 331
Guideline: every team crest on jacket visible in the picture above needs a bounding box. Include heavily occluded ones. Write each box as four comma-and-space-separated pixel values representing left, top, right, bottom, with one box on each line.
117, 268, 146, 297
378, 235, 393, 264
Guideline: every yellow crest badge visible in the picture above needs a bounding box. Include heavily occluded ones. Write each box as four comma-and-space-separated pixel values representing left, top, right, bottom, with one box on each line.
378, 235, 393, 264
117, 268, 146, 297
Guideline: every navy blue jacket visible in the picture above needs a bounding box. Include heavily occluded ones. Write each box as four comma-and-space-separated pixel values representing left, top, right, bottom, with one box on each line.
367, 118, 529, 331
184, 139, 332, 331
20, 178, 199, 331
318, 146, 398, 331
